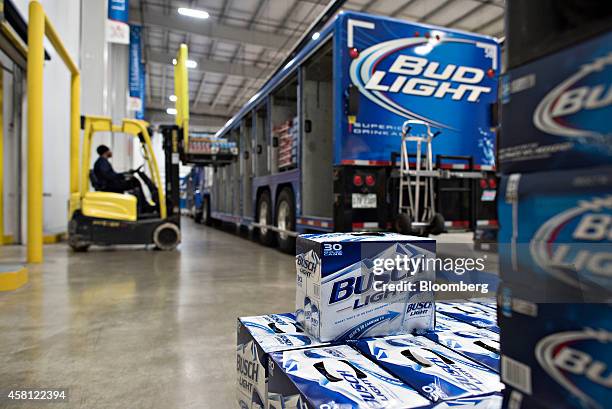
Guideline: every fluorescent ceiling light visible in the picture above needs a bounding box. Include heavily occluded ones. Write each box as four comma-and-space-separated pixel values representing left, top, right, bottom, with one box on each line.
169, 95, 177, 102
166, 108, 177, 115
311, 32, 320, 41
172, 58, 197, 69
178, 7, 209, 19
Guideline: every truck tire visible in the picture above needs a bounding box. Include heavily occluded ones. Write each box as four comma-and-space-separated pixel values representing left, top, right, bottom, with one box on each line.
193, 205, 203, 223
275, 188, 296, 254
69, 235, 90, 252
257, 191, 275, 246
202, 196, 212, 226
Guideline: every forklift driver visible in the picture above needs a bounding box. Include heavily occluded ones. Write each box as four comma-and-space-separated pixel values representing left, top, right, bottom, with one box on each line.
93, 145, 147, 211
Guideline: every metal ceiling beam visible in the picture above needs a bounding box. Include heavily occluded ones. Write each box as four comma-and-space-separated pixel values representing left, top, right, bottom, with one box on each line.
391, 0, 417, 17
147, 49, 262, 79
148, 100, 232, 118
146, 109, 229, 129
473, 12, 504, 33
130, 7, 296, 49
445, 0, 493, 28
418, 0, 453, 22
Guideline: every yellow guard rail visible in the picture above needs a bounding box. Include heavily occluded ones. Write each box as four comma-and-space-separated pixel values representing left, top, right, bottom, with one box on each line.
27, 1, 80, 262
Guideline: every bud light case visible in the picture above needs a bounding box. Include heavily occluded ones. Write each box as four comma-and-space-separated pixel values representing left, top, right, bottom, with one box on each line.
436, 301, 499, 333
424, 319, 501, 372
236, 314, 328, 409
354, 334, 504, 402
296, 232, 436, 342
498, 287, 611, 409
499, 31, 612, 174
498, 168, 612, 300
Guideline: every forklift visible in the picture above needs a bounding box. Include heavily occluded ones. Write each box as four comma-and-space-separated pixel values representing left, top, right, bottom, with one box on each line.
68, 116, 182, 251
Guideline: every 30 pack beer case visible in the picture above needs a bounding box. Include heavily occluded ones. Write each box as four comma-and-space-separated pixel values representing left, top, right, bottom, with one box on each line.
436, 301, 499, 333
498, 168, 612, 300
424, 315, 501, 372
267, 344, 432, 409
354, 334, 503, 402
499, 31, 612, 174
236, 314, 327, 409
498, 287, 611, 409
295, 232, 436, 342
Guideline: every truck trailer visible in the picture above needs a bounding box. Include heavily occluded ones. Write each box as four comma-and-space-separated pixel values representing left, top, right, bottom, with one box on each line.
199, 11, 501, 251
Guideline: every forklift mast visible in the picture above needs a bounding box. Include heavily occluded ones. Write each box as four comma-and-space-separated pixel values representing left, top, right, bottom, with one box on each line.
161, 125, 182, 226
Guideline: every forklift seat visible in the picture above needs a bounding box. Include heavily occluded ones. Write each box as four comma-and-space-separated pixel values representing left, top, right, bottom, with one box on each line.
89, 170, 104, 191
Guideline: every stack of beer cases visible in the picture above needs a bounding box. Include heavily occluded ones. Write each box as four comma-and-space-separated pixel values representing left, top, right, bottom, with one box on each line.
498, 5, 612, 409
237, 232, 508, 408
275, 117, 299, 170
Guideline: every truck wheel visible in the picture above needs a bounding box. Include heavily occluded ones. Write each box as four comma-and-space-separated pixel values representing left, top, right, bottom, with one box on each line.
275, 188, 296, 254
429, 213, 446, 235
257, 191, 275, 246
202, 196, 212, 226
153, 223, 180, 250
395, 213, 413, 235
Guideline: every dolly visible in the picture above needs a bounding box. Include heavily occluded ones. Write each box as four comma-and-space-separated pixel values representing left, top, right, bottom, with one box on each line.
396, 119, 445, 236
67, 116, 181, 251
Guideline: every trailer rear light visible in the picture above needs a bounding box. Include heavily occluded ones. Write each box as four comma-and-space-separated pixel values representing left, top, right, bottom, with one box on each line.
353, 175, 363, 186
488, 178, 497, 189
365, 175, 376, 186
479, 179, 488, 189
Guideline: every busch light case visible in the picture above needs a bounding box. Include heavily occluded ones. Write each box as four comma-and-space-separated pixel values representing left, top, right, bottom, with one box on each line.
354, 334, 503, 402
267, 344, 432, 409
436, 301, 499, 333
295, 232, 436, 342
499, 31, 612, 174
498, 287, 611, 409
236, 314, 327, 409
498, 168, 612, 301
426, 313, 501, 372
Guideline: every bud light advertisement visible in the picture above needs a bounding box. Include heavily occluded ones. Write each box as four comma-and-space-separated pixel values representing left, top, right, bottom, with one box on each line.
334, 12, 500, 168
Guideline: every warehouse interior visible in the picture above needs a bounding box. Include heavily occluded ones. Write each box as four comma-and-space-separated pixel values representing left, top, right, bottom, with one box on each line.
0, 1, 610, 408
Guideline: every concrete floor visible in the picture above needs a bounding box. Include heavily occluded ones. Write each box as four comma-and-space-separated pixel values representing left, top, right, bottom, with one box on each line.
0, 221, 295, 408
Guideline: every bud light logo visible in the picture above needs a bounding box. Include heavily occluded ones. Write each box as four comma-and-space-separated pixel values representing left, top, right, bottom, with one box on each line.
530, 196, 612, 290
533, 53, 612, 140
349, 36, 496, 128
535, 328, 611, 409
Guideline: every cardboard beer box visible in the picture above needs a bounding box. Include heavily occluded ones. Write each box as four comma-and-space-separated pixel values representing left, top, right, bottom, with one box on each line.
354, 334, 503, 402
296, 232, 436, 342
236, 314, 327, 409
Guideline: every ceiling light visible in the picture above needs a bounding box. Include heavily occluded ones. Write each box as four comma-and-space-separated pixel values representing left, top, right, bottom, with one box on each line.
178, 7, 209, 19
166, 108, 177, 115
186, 59, 198, 69
311, 32, 320, 41
169, 95, 177, 102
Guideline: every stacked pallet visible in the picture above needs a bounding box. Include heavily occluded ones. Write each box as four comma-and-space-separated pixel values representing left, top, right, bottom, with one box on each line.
188, 136, 237, 155
274, 117, 298, 170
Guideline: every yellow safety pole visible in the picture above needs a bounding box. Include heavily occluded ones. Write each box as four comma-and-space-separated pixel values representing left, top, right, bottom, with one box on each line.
26, 1, 45, 263
0, 71, 4, 245
174, 44, 189, 150
70, 74, 80, 194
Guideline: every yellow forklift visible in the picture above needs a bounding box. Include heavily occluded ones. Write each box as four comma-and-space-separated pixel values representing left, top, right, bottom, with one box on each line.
68, 116, 181, 251
67, 44, 188, 251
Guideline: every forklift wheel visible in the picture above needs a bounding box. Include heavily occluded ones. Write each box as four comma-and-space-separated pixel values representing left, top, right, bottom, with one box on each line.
153, 223, 180, 251
429, 213, 446, 235
395, 213, 413, 235
69, 237, 90, 252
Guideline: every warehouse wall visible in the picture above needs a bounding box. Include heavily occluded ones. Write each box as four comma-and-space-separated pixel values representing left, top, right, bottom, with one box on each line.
4, 0, 133, 238
11, 0, 81, 235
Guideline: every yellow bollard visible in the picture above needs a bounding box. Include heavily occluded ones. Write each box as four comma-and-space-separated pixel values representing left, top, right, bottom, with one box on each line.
0, 71, 4, 245
27, 1, 45, 263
